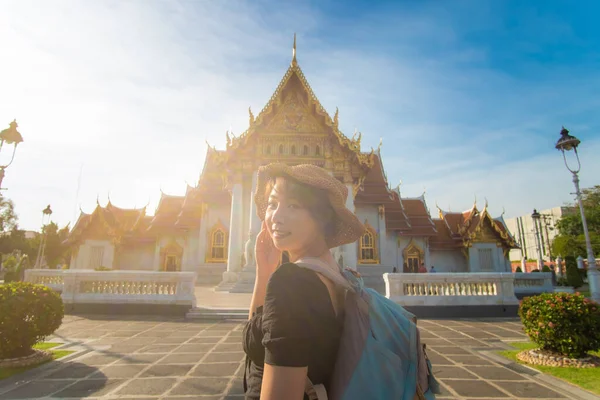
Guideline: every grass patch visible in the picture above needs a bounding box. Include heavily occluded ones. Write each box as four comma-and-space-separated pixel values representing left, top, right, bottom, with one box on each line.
0, 343, 74, 380
498, 342, 600, 395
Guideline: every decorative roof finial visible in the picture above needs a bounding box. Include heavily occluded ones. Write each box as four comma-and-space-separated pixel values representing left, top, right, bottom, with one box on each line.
501, 206, 506, 218
484, 197, 488, 209
249, 107, 255, 126
378, 137, 383, 153
292, 33, 297, 65
333, 107, 339, 128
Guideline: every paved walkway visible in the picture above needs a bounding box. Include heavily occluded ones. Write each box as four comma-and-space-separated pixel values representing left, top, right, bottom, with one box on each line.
0, 316, 594, 400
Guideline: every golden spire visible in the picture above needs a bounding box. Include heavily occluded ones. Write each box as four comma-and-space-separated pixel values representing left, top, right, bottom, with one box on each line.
292, 33, 297, 65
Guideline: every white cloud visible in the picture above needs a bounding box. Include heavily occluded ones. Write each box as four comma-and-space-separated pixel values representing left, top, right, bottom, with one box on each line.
0, 0, 598, 230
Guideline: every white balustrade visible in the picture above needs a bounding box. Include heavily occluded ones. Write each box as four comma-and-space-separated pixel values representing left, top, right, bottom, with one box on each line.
25, 269, 65, 292
26, 269, 196, 307
384, 273, 519, 306
513, 272, 553, 295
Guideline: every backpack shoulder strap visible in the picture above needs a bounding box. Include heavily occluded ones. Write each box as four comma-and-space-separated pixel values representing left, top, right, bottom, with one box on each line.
295, 257, 352, 291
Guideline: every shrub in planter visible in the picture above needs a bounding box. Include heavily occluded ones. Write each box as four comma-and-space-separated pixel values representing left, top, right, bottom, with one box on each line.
519, 292, 600, 358
515, 266, 523, 273
564, 255, 583, 289
542, 265, 551, 272
0, 282, 64, 359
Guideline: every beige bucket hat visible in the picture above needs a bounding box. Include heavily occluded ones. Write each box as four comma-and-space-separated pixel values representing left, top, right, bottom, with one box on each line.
254, 163, 365, 249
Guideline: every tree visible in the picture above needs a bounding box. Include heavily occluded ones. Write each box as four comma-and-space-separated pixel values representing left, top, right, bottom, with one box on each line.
552, 185, 600, 258
0, 195, 17, 233
41, 222, 70, 269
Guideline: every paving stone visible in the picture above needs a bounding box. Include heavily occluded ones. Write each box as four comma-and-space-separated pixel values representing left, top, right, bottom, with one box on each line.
140, 364, 195, 377
204, 352, 245, 363
498, 381, 565, 398
431, 366, 478, 380
44, 363, 99, 379
213, 343, 244, 352
174, 343, 216, 353
423, 339, 454, 347
116, 353, 165, 364
191, 362, 241, 377
138, 331, 170, 337
93, 364, 148, 378
199, 330, 231, 337
110, 344, 146, 353
169, 377, 230, 395
226, 378, 244, 395
445, 355, 493, 366
77, 353, 122, 366
52, 378, 127, 397
164, 397, 221, 400
443, 380, 509, 398
468, 366, 529, 381
425, 351, 454, 365
159, 353, 203, 364
105, 330, 144, 337
167, 331, 199, 338
188, 336, 223, 344
120, 337, 159, 346
0, 380, 74, 399
428, 346, 471, 355
159, 337, 191, 344
224, 336, 243, 343
138, 344, 180, 353
116, 378, 178, 396
447, 339, 489, 347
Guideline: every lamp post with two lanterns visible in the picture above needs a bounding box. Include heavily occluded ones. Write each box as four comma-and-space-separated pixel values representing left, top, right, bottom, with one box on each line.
0, 120, 24, 190
555, 127, 599, 302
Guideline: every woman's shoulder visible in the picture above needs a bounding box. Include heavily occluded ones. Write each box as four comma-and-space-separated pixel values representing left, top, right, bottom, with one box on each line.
269, 262, 321, 284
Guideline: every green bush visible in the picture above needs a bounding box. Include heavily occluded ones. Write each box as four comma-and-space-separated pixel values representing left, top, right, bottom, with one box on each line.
0, 282, 64, 359
542, 265, 551, 272
519, 292, 600, 358
564, 255, 583, 288
515, 266, 523, 273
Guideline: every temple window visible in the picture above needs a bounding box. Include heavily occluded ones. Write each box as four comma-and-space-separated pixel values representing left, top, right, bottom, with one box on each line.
358, 222, 378, 264
207, 221, 228, 263
315, 145, 321, 156
291, 145, 296, 155
303, 145, 309, 155
265, 145, 271, 155
279, 144, 284, 154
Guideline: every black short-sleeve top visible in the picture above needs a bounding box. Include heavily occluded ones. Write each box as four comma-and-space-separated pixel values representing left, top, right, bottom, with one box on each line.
242, 263, 343, 399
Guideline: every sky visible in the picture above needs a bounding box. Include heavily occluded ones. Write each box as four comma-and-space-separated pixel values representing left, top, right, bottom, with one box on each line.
1, 0, 599, 231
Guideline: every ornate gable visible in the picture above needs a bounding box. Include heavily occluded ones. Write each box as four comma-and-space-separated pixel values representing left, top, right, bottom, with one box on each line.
219, 37, 375, 181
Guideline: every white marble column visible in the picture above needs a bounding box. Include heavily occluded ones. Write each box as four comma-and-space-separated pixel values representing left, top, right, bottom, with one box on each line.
343, 183, 358, 270
221, 181, 243, 284
378, 205, 386, 265
231, 172, 261, 292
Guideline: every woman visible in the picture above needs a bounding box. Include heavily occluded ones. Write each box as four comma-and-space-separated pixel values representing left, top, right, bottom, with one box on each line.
243, 163, 365, 400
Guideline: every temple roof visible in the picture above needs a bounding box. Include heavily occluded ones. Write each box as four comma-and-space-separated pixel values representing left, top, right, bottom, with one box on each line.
355, 153, 436, 236
432, 202, 519, 250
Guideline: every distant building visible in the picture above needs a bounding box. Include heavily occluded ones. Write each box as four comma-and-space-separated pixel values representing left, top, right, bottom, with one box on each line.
504, 206, 574, 263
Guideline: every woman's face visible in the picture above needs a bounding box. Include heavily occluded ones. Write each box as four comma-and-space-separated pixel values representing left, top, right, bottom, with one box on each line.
265, 177, 327, 259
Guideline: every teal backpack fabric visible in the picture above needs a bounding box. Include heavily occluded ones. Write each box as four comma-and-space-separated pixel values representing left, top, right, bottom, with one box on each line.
296, 259, 439, 400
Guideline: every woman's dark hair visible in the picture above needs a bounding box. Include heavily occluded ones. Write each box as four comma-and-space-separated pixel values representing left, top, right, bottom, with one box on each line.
265, 176, 336, 237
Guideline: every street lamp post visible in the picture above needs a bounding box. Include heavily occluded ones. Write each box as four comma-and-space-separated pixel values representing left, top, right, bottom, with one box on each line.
34, 205, 53, 269
555, 127, 599, 302
0, 120, 24, 190
531, 209, 544, 271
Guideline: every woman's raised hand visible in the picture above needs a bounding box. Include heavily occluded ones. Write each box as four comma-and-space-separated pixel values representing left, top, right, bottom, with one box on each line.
255, 221, 280, 278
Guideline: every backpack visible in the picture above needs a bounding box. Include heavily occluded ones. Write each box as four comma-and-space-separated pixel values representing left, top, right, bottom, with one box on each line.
296, 258, 440, 400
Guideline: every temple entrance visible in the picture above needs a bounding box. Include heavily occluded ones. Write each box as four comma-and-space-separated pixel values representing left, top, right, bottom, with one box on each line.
161, 241, 183, 272
403, 241, 424, 273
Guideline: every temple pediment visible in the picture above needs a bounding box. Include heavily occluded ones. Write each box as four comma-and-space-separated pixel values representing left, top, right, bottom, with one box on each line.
263, 90, 325, 134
